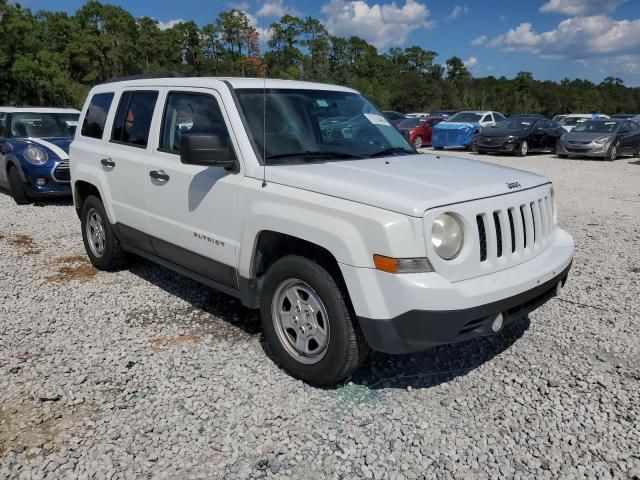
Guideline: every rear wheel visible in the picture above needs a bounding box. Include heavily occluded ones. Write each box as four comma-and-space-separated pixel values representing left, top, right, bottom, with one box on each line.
413, 136, 423, 149
517, 140, 528, 157
7, 166, 31, 205
260, 255, 369, 386
81, 195, 129, 270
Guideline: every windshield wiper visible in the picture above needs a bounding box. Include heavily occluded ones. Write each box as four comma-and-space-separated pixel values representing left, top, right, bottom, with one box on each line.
366, 147, 416, 158
266, 150, 363, 161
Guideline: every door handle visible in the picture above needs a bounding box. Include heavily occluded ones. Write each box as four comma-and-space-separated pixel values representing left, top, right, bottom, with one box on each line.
101, 158, 115, 168
149, 170, 170, 182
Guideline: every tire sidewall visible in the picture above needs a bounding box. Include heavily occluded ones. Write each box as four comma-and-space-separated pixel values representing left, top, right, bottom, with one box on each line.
80, 196, 121, 270
260, 256, 355, 385
7, 166, 30, 205
518, 140, 528, 157
607, 141, 618, 161
413, 136, 423, 149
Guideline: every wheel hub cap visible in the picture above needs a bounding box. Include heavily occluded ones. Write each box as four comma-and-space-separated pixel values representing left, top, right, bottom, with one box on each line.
272, 279, 330, 364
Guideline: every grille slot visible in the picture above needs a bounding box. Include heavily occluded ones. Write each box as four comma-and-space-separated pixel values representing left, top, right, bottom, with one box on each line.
476, 215, 487, 262
530, 202, 537, 244
520, 205, 527, 248
493, 211, 503, 258
507, 208, 516, 253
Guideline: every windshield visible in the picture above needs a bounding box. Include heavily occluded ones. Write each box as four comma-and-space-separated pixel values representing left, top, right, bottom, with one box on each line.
398, 118, 422, 128
572, 121, 619, 134
496, 119, 536, 130
559, 117, 587, 126
10, 112, 79, 138
235, 89, 413, 164
447, 112, 483, 123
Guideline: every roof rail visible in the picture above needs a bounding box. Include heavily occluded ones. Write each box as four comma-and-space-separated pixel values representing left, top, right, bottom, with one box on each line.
100, 72, 184, 85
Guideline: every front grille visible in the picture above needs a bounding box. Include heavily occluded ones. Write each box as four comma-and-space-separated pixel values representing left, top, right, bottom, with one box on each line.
475, 193, 552, 263
52, 161, 70, 182
479, 136, 505, 146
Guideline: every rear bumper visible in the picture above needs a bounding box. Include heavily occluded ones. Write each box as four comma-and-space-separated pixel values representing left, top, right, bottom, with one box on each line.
358, 262, 571, 354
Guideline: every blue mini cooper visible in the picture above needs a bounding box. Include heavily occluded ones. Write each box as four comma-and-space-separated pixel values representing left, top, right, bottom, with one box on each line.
0, 107, 80, 204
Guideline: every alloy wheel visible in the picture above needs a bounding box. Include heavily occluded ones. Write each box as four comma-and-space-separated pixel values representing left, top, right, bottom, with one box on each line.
86, 208, 106, 258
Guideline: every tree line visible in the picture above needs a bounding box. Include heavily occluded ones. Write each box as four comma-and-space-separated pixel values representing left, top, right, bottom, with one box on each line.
1, 0, 639, 116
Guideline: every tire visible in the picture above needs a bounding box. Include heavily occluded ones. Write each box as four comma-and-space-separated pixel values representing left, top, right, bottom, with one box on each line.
7, 166, 31, 205
80, 195, 129, 270
517, 140, 528, 157
413, 136, 423, 149
260, 255, 369, 386
467, 134, 478, 152
558, 154, 568, 159
433, 146, 444, 151
606, 141, 619, 161
476, 149, 486, 155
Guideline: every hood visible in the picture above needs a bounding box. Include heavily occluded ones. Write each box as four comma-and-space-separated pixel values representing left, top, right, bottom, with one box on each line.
265, 153, 549, 217
435, 122, 477, 131
25, 137, 71, 159
564, 131, 612, 142
480, 127, 528, 138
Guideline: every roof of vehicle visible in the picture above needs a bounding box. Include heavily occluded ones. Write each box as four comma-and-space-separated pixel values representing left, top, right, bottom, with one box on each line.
0, 107, 80, 114
509, 114, 547, 118
91, 76, 358, 93
564, 113, 608, 118
454, 110, 497, 114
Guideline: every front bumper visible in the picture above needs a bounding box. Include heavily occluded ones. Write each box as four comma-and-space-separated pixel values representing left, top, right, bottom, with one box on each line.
359, 262, 570, 354
476, 138, 518, 153
556, 142, 608, 157
22, 163, 71, 197
341, 228, 574, 354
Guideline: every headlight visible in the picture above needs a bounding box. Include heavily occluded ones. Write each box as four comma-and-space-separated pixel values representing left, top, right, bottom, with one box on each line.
431, 213, 464, 260
23, 145, 48, 165
593, 136, 610, 145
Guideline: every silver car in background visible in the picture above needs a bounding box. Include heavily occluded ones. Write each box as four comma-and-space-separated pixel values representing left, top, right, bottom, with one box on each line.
557, 119, 640, 160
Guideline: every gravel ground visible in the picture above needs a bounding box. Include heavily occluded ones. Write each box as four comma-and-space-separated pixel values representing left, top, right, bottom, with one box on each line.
1, 151, 639, 479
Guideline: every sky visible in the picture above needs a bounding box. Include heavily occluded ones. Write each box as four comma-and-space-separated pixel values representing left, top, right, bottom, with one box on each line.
16, 0, 640, 86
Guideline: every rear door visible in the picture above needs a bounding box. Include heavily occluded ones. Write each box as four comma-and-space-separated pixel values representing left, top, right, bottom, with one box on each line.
143, 87, 243, 288
619, 121, 638, 154
100, 88, 160, 245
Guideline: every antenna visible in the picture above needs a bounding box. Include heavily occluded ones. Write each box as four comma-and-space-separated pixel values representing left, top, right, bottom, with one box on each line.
261, 68, 267, 188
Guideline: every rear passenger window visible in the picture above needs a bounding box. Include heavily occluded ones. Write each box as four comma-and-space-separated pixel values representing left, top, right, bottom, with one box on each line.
111, 91, 158, 148
81, 92, 114, 139
159, 92, 234, 155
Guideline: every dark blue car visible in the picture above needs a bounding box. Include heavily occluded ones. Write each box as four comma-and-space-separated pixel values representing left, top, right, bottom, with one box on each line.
0, 108, 80, 204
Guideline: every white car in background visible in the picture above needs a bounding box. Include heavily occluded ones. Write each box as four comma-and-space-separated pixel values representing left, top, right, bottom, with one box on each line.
559, 114, 609, 132
406, 112, 429, 118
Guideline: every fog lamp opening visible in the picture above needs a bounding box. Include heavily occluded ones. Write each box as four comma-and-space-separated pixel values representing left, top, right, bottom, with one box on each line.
491, 313, 504, 333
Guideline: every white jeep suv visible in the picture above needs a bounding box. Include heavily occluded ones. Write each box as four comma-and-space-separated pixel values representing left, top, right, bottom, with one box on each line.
70, 76, 574, 385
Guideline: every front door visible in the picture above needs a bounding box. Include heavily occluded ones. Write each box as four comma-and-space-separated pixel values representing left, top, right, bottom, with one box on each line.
144, 88, 243, 288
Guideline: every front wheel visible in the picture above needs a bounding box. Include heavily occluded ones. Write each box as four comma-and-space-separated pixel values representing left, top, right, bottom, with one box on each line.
606, 141, 619, 161
467, 134, 478, 152
80, 195, 129, 270
7, 166, 31, 205
413, 136, 423, 149
517, 140, 528, 157
260, 255, 369, 386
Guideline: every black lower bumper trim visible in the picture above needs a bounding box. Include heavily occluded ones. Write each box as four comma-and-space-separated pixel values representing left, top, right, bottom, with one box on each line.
358, 262, 572, 354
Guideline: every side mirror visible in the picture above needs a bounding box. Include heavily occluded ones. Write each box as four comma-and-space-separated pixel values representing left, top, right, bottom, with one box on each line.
180, 134, 237, 168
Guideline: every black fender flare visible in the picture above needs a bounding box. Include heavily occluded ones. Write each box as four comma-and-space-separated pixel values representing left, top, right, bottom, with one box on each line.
4, 154, 28, 182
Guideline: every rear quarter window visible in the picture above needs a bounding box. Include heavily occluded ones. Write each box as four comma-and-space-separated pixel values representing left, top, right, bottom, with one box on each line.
81, 92, 115, 139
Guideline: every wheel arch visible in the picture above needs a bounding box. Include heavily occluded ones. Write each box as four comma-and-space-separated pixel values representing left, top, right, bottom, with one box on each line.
73, 180, 104, 218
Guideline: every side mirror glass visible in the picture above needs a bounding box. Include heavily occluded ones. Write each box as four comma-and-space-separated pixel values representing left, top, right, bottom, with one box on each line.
180, 134, 236, 168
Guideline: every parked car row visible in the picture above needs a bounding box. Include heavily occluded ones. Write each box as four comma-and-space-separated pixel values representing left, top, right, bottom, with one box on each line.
0, 76, 577, 386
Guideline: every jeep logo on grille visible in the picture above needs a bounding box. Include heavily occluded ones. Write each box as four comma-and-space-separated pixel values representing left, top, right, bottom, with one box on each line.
506, 181, 521, 190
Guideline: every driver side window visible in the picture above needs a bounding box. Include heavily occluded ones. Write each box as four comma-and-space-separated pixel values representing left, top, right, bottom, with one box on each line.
159, 92, 235, 157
